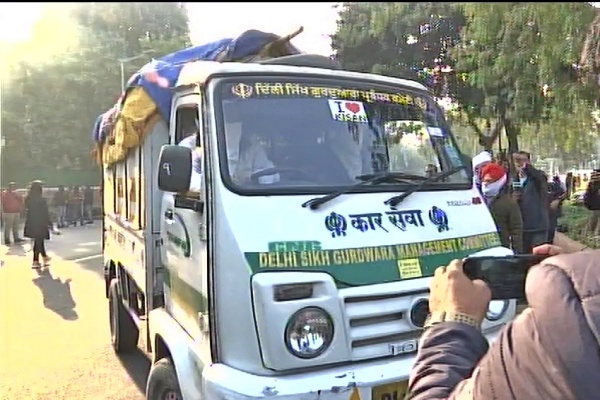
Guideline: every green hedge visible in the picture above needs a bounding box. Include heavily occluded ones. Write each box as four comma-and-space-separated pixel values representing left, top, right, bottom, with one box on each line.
558, 203, 598, 249
1, 169, 101, 188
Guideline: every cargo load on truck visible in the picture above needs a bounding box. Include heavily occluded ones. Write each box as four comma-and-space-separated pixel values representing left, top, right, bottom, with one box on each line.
91, 27, 305, 167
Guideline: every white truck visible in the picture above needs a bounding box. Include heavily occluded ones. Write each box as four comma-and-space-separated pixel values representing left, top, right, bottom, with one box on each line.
100, 52, 515, 400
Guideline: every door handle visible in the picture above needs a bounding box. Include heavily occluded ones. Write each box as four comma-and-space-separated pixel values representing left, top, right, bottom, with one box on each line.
164, 209, 174, 220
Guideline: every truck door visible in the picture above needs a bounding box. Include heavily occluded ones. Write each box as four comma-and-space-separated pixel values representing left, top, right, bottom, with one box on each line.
160, 93, 208, 340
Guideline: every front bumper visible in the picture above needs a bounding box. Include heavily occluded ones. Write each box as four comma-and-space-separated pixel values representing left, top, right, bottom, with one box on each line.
203, 326, 503, 400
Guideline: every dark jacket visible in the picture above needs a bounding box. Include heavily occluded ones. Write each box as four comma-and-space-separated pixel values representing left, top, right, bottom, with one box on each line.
518, 164, 549, 233
584, 179, 600, 211
487, 190, 524, 253
52, 190, 68, 207
83, 188, 94, 205
23, 197, 51, 240
408, 250, 600, 400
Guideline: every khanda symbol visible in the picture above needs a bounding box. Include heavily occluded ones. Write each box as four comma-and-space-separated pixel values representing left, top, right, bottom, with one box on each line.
429, 206, 449, 233
231, 83, 253, 99
325, 212, 348, 238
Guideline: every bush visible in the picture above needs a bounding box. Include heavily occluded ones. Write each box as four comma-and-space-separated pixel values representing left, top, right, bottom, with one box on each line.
558, 203, 599, 249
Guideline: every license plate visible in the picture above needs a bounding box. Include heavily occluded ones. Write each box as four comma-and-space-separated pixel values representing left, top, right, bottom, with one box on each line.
372, 381, 409, 400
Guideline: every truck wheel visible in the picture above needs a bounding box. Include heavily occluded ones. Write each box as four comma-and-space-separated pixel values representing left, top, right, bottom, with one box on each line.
146, 358, 183, 400
108, 279, 139, 353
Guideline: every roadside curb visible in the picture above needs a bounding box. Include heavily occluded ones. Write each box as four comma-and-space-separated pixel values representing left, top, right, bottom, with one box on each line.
554, 232, 591, 252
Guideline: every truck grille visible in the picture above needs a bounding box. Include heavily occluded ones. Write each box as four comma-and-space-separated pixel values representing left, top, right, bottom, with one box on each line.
342, 290, 427, 360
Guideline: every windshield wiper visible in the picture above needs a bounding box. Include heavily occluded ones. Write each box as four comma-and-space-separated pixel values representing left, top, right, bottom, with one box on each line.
302, 172, 422, 210
384, 165, 467, 208
356, 172, 429, 182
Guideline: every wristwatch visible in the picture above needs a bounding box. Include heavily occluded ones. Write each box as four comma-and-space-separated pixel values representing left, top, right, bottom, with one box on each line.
424, 311, 481, 330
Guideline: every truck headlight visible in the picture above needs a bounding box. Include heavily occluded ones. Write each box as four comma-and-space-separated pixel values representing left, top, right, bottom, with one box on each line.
284, 307, 334, 359
486, 300, 509, 321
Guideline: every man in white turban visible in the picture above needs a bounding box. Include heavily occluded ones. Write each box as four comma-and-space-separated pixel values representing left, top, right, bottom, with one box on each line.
472, 151, 492, 196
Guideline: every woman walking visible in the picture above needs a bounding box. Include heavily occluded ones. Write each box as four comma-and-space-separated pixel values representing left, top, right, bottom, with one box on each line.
24, 181, 51, 269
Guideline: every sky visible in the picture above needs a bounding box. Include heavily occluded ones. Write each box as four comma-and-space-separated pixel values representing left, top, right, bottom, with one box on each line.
0, 2, 338, 56
187, 3, 338, 55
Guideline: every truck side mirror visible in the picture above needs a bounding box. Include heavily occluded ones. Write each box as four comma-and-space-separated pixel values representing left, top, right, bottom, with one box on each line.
157, 145, 192, 193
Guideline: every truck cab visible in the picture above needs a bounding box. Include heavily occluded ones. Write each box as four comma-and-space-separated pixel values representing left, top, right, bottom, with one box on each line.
152, 55, 515, 399
103, 55, 515, 400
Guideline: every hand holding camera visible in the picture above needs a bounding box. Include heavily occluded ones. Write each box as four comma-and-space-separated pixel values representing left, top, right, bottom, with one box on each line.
429, 245, 564, 325
429, 259, 491, 325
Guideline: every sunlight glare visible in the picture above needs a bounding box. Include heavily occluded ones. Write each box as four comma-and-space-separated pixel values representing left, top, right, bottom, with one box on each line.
0, 3, 43, 44
1, 3, 81, 78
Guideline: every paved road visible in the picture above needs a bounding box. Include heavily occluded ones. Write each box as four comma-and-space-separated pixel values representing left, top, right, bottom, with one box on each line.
0, 224, 148, 400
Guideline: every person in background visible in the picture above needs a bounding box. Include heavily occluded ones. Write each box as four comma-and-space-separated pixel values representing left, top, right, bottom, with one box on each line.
83, 185, 94, 224
547, 175, 567, 243
1, 182, 24, 245
499, 157, 510, 174
565, 171, 574, 199
23, 181, 51, 269
68, 186, 84, 226
408, 244, 600, 399
480, 163, 523, 253
64, 186, 73, 226
471, 151, 492, 196
553, 174, 566, 191
584, 170, 600, 237
177, 120, 203, 193
425, 163, 438, 178
52, 185, 68, 228
513, 151, 549, 252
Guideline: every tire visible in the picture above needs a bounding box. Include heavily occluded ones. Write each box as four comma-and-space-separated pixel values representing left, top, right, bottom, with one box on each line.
108, 279, 139, 353
146, 358, 183, 400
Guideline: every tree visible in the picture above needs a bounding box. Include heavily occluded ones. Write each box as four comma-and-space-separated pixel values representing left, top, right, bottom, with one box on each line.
331, 2, 598, 164
332, 2, 465, 82
331, 3, 499, 148
580, 7, 600, 89
452, 3, 596, 156
1, 3, 190, 186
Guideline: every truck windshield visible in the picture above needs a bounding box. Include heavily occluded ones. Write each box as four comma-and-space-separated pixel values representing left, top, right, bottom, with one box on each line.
214, 77, 469, 194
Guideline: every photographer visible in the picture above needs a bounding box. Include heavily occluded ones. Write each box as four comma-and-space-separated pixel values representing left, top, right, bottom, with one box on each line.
584, 170, 600, 236
407, 245, 600, 399
547, 175, 567, 243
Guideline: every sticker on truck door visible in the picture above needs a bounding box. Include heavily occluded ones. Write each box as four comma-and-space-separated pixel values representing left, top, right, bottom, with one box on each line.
165, 212, 191, 258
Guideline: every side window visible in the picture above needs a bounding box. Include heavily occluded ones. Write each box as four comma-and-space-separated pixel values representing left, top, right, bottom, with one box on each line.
175, 105, 200, 145
174, 104, 202, 198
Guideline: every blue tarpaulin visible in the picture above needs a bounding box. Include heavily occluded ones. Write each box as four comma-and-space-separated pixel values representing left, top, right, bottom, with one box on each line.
131, 38, 233, 122
92, 114, 103, 143
93, 29, 303, 144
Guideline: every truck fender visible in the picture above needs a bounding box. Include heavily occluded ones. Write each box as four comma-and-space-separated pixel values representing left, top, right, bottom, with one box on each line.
148, 308, 203, 400
104, 260, 115, 298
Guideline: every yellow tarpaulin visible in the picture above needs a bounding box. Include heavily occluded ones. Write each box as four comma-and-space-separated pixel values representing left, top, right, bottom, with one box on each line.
95, 87, 161, 166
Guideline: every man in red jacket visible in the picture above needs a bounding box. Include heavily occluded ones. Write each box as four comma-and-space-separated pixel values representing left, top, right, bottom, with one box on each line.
1, 182, 24, 245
